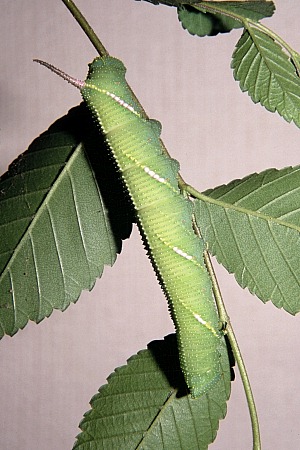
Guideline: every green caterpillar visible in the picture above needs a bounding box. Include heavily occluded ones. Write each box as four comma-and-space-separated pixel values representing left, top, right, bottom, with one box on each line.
35, 55, 224, 398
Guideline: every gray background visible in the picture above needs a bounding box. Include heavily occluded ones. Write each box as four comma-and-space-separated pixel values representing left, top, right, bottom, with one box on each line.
1, 0, 300, 448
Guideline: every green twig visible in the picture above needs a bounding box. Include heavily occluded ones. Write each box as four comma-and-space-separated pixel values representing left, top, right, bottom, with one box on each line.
60, 2, 262, 447
61, 0, 109, 57
204, 252, 261, 450
190, 185, 261, 450
60, 0, 152, 121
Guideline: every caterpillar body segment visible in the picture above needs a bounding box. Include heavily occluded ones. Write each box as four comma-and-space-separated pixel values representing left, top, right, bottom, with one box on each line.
81, 56, 225, 397
37, 55, 226, 398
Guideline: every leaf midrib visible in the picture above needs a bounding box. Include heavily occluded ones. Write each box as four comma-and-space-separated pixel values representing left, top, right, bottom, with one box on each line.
198, 191, 300, 232
0, 142, 83, 287
248, 27, 300, 94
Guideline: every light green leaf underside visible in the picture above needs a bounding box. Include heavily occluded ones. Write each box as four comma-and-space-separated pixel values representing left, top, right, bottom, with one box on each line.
193, 0, 275, 21
73, 334, 232, 450
0, 105, 131, 338
195, 166, 300, 315
232, 27, 300, 127
178, 1, 275, 37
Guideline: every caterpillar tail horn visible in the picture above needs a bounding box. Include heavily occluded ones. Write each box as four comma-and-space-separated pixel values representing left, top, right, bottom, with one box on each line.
33, 59, 85, 90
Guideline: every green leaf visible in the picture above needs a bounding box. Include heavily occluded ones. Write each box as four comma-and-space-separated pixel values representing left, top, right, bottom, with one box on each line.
194, 166, 300, 315
135, 0, 202, 6
178, 1, 275, 37
138, 0, 275, 20
178, 5, 240, 37
0, 105, 133, 338
291, 51, 300, 78
195, 1, 276, 22
231, 27, 300, 127
73, 334, 232, 450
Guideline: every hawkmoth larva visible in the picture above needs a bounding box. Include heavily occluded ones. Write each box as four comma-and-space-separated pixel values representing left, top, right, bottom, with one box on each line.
35, 55, 226, 398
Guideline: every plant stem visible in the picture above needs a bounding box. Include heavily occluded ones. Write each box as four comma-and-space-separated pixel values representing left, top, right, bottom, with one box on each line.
190, 186, 261, 450
60, 0, 109, 57
204, 253, 261, 450
60, 4, 262, 448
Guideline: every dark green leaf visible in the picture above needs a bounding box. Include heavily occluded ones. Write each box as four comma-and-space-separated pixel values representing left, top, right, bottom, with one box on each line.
194, 1, 275, 22
137, 0, 275, 20
178, 5, 241, 37
135, 0, 202, 6
174, 1, 275, 37
195, 166, 300, 314
0, 105, 133, 338
232, 28, 300, 127
73, 334, 232, 450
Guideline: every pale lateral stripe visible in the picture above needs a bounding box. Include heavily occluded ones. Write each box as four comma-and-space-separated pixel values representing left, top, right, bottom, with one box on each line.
173, 246, 193, 260
144, 166, 166, 183
194, 313, 207, 325
106, 92, 137, 113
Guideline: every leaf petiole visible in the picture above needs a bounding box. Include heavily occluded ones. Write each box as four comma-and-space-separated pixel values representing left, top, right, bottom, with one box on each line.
193, 2, 300, 77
